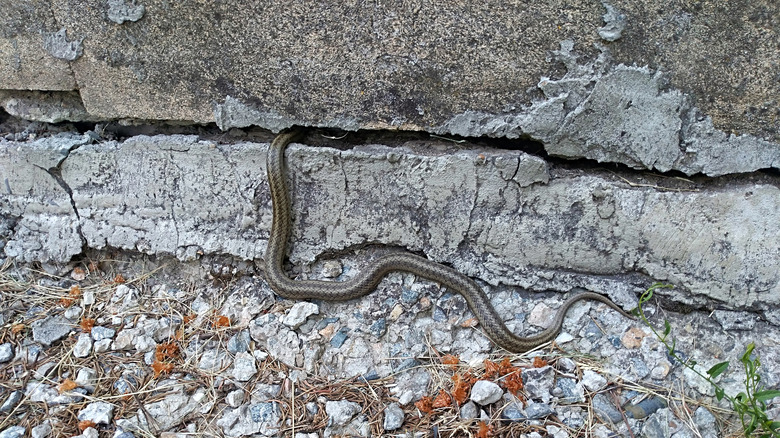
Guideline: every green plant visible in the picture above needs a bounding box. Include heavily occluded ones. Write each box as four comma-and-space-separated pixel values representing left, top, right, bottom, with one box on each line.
634, 283, 780, 437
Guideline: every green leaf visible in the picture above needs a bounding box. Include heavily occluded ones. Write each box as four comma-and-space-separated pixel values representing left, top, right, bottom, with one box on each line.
714, 386, 726, 401
663, 320, 672, 337
742, 342, 756, 362
707, 361, 730, 379
755, 390, 780, 403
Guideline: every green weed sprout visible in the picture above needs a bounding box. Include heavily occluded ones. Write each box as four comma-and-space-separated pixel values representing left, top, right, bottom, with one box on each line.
633, 283, 780, 437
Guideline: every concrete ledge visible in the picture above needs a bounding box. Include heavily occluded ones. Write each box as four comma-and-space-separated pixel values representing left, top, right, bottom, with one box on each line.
2, 134, 778, 308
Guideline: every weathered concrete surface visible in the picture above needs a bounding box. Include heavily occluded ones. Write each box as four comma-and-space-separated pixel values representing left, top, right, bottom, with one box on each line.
0, 1, 777, 176
0, 1, 78, 90
0, 91, 99, 124
2, 135, 778, 309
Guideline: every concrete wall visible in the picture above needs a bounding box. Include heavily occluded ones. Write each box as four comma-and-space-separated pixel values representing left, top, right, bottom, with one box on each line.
1, 1, 778, 310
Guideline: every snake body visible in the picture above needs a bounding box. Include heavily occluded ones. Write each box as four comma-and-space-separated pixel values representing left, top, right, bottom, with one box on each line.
264, 131, 634, 352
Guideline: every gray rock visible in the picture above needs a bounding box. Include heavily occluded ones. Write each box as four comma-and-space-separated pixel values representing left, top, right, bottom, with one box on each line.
330, 327, 350, 348
556, 406, 586, 429
712, 310, 756, 331
43, 28, 83, 61
694, 407, 718, 438
282, 302, 320, 329
582, 370, 608, 392
198, 348, 230, 372
73, 333, 93, 358
369, 318, 387, 338
132, 389, 205, 432
33, 362, 56, 380
75, 367, 98, 391
216, 402, 281, 437
31, 315, 72, 346
522, 365, 555, 403
625, 396, 667, 419
90, 326, 116, 341
250, 314, 301, 368
63, 305, 82, 320
112, 328, 139, 351
321, 260, 343, 278
546, 424, 571, 438
459, 401, 478, 420
597, 2, 626, 42
250, 402, 282, 425
0, 391, 23, 413
26, 381, 79, 405
391, 369, 430, 406
226, 390, 245, 408
70, 427, 99, 438
556, 357, 577, 373
132, 334, 155, 352
30, 421, 52, 438
231, 351, 258, 382
502, 394, 554, 421
14, 342, 43, 365
642, 408, 686, 438
227, 330, 251, 354
592, 393, 623, 424
0, 426, 26, 438
0, 343, 12, 363
107, 0, 145, 24
250, 384, 281, 403
93, 339, 112, 353
326, 400, 362, 426
383, 403, 404, 431
78, 401, 114, 425
470, 380, 503, 405
555, 377, 585, 404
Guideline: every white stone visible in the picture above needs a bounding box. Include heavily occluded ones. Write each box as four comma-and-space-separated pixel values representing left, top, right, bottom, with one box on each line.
325, 400, 362, 426
231, 352, 258, 382
0, 426, 26, 438
282, 302, 320, 329
94, 339, 112, 353
470, 380, 503, 405
75, 367, 98, 389
383, 403, 404, 431
78, 401, 114, 425
31, 421, 51, 438
225, 390, 245, 407
73, 333, 93, 358
0, 343, 13, 363
582, 370, 608, 392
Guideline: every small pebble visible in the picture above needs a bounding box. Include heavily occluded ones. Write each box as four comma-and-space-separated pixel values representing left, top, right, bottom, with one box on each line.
470, 380, 503, 405
383, 403, 404, 431
0, 344, 13, 363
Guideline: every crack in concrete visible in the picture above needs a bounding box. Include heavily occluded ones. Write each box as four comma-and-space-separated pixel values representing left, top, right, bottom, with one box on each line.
33, 138, 88, 248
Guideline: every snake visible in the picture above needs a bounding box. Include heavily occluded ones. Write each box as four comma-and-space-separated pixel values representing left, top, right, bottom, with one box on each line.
264, 130, 635, 352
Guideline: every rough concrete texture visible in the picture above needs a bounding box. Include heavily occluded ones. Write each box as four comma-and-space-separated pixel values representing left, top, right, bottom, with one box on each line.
2, 135, 777, 309
1, 1, 777, 174
0, 1, 77, 90
0, 91, 100, 124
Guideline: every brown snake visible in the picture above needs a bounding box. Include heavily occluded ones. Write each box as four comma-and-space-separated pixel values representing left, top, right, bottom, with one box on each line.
264, 130, 635, 352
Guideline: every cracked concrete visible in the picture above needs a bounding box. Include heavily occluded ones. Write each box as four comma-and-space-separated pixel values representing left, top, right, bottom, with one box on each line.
2, 134, 777, 310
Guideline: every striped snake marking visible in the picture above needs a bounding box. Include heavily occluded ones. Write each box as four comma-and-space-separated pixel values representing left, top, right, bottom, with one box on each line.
264, 130, 635, 352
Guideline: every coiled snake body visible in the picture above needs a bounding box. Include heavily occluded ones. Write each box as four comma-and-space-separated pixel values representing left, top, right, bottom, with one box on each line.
264, 131, 634, 352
